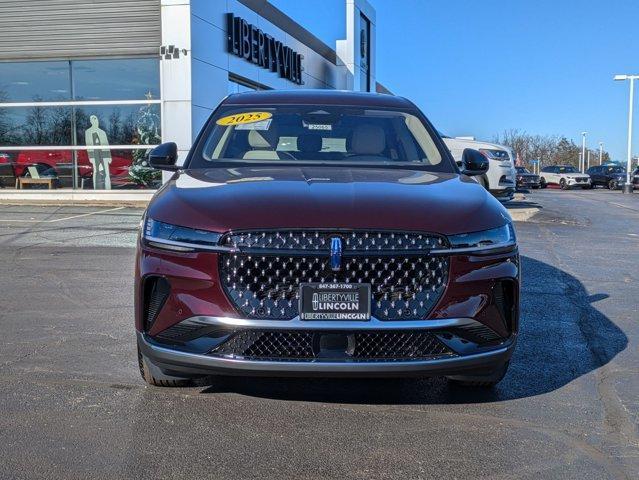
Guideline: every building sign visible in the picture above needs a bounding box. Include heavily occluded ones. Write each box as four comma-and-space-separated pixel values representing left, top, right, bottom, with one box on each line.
226, 13, 303, 85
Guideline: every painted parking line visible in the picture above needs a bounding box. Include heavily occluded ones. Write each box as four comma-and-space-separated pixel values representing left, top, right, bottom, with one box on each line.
0, 206, 125, 223
609, 202, 639, 213
47, 206, 125, 222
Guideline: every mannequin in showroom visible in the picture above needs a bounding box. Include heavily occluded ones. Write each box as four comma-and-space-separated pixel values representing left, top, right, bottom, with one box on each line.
85, 115, 112, 190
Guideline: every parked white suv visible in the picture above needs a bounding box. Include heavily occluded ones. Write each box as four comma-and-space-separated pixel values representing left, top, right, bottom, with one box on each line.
539, 165, 591, 189
441, 135, 516, 201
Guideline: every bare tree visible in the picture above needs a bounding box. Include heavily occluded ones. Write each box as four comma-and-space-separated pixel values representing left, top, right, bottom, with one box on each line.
493, 130, 610, 170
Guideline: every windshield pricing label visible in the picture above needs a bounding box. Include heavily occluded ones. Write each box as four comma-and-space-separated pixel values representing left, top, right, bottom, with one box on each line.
216, 112, 272, 126
306, 123, 332, 130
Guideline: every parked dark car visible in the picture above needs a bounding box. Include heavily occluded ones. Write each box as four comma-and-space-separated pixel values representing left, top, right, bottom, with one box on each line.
136, 90, 519, 389
587, 164, 626, 189
633, 166, 639, 188
515, 166, 541, 189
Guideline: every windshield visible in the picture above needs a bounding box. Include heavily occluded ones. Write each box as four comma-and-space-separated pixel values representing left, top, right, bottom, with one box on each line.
516, 167, 530, 173
189, 105, 450, 171
606, 166, 624, 173
558, 166, 577, 173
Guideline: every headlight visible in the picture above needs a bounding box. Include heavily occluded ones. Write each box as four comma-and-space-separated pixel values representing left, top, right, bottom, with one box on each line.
479, 149, 510, 161
446, 223, 516, 252
142, 217, 222, 252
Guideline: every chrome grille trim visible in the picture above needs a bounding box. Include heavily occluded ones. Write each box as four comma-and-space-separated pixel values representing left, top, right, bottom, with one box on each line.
156, 315, 476, 331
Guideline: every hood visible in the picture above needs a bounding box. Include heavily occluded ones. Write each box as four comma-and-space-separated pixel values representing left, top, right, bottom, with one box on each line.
442, 137, 504, 151
149, 166, 510, 236
442, 138, 515, 165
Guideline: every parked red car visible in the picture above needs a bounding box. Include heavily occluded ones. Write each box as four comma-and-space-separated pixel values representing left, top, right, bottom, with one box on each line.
10, 149, 134, 188
136, 90, 519, 388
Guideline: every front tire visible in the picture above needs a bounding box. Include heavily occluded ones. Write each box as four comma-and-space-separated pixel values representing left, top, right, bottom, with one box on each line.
138, 345, 194, 387
560, 178, 568, 190
540, 178, 547, 188
447, 361, 510, 388
608, 179, 618, 190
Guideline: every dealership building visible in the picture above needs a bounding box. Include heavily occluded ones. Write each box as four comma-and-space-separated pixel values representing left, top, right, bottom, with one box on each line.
0, 0, 380, 199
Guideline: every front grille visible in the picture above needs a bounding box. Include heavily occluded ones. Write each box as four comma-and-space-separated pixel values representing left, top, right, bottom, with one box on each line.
219, 230, 449, 321
212, 330, 454, 361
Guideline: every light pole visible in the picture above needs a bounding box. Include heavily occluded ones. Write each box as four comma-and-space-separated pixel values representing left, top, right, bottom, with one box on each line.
614, 74, 638, 193
599, 142, 604, 165
581, 131, 587, 173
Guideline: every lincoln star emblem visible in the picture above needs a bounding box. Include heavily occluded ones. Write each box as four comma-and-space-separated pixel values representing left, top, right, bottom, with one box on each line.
330, 236, 343, 271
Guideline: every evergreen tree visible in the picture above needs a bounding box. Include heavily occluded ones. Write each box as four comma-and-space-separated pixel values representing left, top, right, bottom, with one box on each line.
129, 97, 161, 188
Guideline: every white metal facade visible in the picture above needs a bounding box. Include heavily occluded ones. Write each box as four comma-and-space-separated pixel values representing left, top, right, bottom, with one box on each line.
160, 0, 377, 165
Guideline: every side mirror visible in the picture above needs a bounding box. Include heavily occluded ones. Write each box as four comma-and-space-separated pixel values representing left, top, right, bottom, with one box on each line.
461, 148, 489, 176
149, 142, 179, 171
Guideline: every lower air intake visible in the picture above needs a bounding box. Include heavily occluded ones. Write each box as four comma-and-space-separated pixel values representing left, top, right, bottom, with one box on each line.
143, 276, 170, 331
212, 330, 454, 361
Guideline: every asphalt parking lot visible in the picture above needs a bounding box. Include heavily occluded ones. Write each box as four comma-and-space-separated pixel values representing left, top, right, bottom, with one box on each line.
0, 189, 638, 479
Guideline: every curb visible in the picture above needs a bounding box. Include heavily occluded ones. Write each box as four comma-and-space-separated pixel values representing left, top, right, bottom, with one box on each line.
508, 207, 540, 222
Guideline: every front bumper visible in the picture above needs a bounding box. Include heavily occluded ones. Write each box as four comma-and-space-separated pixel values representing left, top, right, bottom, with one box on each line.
137, 316, 517, 378
566, 178, 591, 186
491, 170, 516, 200
491, 187, 515, 201
516, 177, 540, 188
136, 237, 520, 378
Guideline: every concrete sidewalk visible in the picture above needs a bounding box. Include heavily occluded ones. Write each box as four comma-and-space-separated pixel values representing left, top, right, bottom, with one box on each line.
0, 191, 541, 221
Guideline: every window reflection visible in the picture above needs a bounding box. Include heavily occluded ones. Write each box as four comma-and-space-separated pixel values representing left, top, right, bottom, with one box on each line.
228, 79, 258, 95
0, 58, 161, 190
72, 59, 160, 101
76, 148, 160, 190
0, 148, 161, 190
0, 61, 71, 103
8, 150, 74, 188
74, 104, 161, 146
0, 106, 72, 145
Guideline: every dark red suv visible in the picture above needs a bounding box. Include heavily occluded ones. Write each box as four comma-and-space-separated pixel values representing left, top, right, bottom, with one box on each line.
135, 90, 519, 388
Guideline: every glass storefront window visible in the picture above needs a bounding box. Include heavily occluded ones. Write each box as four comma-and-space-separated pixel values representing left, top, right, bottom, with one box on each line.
75, 148, 161, 190
0, 106, 72, 146
72, 59, 160, 101
0, 148, 161, 190
0, 61, 71, 103
5, 149, 75, 188
74, 104, 161, 146
0, 58, 161, 190
228, 78, 258, 95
